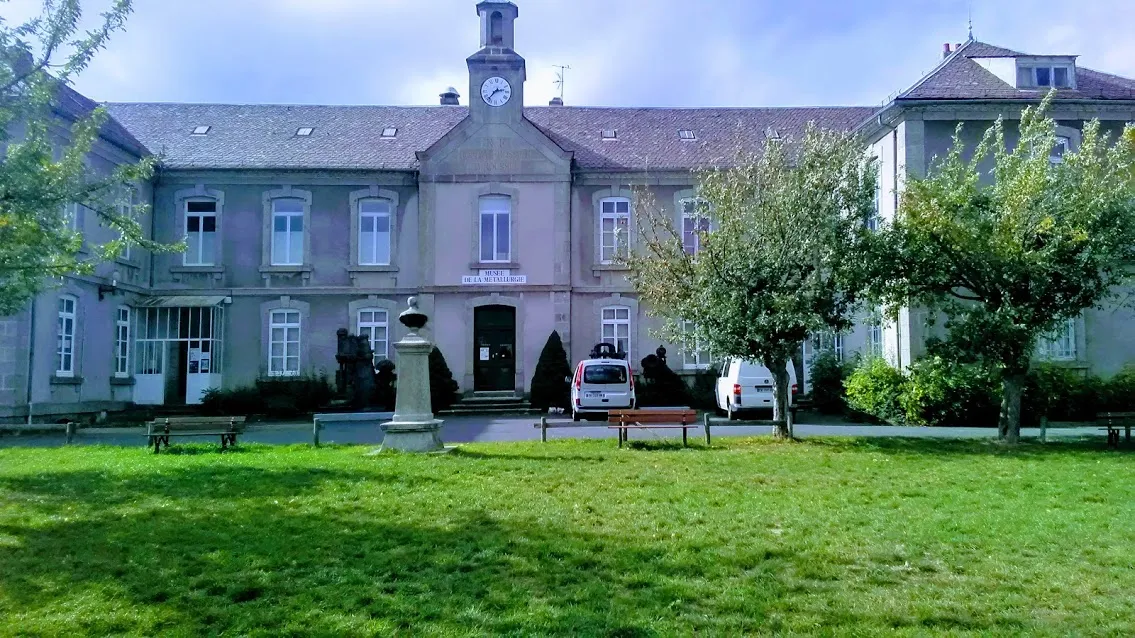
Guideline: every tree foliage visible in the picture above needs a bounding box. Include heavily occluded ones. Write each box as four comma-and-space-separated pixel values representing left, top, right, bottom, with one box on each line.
864, 94, 1135, 442
0, 0, 175, 315
626, 124, 877, 436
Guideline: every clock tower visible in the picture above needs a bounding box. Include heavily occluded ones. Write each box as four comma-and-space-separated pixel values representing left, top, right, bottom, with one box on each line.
468, 2, 525, 123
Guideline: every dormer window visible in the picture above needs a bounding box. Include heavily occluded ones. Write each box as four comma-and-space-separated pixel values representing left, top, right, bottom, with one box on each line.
1017, 63, 1074, 89
601, 129, 617, 141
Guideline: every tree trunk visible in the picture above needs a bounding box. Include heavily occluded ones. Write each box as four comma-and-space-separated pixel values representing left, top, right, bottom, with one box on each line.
769, 357, 791, 439
999, 373, 1025, 444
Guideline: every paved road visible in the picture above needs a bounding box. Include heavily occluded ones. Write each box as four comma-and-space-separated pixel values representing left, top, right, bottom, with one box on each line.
0, 415, 1107, 449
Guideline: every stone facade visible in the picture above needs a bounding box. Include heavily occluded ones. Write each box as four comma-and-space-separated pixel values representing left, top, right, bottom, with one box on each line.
4, 4, 1135, 419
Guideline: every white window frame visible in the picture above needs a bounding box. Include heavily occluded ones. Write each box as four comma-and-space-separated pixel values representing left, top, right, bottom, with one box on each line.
601, 306, 631, 360
868, 322, 883, 357
114, 306, 131, 378
56, 295, 77, 377
357, 308, 390, 362
117, 186, 135, 261
183, 199, 217, 266
680, 198, 711, 256
598, 197, 631, 264
268, 309, 302, 377
681, 321, 711, 370
479, 195, 511, 263
1038, 318, 1077, 361
358, 199, 393, 266
271, 199, 306, 266
808, 331, 845, 362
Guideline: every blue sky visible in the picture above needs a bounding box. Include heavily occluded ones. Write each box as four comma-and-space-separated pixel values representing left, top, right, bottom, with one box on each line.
7, 0, 1135, 108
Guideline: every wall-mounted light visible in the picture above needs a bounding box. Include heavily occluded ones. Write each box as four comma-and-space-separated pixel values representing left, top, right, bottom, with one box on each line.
98, 269, 121, 301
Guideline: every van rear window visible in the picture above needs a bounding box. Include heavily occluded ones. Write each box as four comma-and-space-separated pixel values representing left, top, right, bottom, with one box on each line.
583, 365, 628, 385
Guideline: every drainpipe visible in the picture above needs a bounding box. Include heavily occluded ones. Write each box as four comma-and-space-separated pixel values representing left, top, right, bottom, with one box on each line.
25, 300, 36, 425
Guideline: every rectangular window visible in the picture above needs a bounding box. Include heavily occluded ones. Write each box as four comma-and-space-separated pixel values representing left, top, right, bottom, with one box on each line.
357, 309, 389, 362
681, 199, 711, 255
1035, 66, 1051, 87
115, 307, 130, 378
601, 306, 631, 359
358, 199, 392, 265
1038, 319, 1077, 361
184, 200, 217, 265
681, 321, 711, 370
57, 296, 76, 377
479, 196, 511, 262
869, 322, 883, 357
1051, 136, 1070, 164
268, 310, 301, 376
1053, 66, 1069, 87
599, 198, 630, 263
117, 186, 134, 261
809, 331, 844, 362
271, 199, 305, 266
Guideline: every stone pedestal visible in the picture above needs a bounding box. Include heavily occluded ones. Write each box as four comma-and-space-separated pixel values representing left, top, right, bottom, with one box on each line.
381, 298, 444, 452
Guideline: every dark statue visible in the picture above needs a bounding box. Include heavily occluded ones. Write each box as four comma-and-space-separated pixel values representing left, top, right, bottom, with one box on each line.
336, 328, 377, 409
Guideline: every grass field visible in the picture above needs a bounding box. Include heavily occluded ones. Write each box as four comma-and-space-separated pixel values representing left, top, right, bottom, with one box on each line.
0, 438, 1133, 636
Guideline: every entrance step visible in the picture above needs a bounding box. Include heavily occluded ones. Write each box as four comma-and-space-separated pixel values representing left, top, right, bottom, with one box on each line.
439, 392, 535, 417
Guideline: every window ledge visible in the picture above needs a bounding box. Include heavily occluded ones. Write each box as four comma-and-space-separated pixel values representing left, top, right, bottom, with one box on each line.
50, 375, 83, 386
110, 376, 136, 386
469, 262, 521, 270
170, 265, 225, 274
259, 265, 313, 274
592, 263, 630, 273
347, 265, 399, 273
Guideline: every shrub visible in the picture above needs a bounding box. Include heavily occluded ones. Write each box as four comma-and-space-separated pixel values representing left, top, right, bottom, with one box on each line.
844, 356, 906, 424
200, 386, 262, 416
529, 331, 572, 412
1101, 365, 1135, 411
810, 350, 851, 414
429, 347, 460, 413
1022, 364, 1101, 425
256, 374, 333, 414
900, 356, 1001, 426
373, 359, 397, 411
687, 368, 719, 411
636, 351, 689, 407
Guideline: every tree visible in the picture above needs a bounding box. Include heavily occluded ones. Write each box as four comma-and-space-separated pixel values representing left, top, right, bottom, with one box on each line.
626, 124, 877, 437
0, 0, 174, 315
529, 330, 571, 412
865, 95, 1135, 443
428, 347, 460, 413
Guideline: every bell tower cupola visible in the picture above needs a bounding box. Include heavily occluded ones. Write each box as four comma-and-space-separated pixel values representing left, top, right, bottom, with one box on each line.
468, 2, 525, 122
478, 1, 518, 49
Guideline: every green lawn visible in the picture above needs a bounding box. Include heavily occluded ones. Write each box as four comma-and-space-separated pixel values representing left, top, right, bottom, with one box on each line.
0, 438, 1133, 636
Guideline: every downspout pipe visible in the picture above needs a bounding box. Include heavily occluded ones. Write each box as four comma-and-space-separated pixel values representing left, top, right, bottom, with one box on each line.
25, 300, 35, 425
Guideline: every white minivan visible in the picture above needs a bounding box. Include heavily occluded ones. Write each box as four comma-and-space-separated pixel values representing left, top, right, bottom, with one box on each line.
715, 358, 798, 420
571, 356, 636, 421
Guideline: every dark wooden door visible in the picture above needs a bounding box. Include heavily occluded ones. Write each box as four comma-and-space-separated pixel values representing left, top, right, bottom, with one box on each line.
474, 306, 516, 391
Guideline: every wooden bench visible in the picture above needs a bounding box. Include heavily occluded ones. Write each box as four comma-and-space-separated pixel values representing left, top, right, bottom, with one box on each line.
1097, 412, 1135, 448
146, 416, 246, 453
608, 408, 698, 447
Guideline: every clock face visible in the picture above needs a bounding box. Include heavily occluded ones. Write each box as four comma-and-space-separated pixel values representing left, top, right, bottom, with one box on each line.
480, 76, 512, 107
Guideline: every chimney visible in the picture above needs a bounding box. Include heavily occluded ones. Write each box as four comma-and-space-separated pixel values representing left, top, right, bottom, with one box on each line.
955, 42, 962, 52
548, 97, 564, 106
439, 87, 460, 106
942, 43, 951, 59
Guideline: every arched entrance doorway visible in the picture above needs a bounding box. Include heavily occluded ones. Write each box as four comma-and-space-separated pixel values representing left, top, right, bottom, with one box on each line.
473, 305, 516, 391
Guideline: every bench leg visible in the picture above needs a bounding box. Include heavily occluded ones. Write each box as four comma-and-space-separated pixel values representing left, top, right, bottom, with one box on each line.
683, 427, 688, 447
151, 436, 159, 454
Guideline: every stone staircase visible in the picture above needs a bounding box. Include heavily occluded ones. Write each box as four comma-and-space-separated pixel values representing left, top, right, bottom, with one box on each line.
439, 391, 535, 417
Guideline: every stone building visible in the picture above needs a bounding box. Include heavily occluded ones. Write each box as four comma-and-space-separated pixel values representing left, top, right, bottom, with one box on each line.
3, 2, 1134, 419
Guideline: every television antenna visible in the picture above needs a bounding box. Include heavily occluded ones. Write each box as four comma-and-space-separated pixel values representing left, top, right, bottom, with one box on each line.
553, 64, 571, 101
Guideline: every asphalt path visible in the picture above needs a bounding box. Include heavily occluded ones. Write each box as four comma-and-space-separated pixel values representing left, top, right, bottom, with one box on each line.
0, 414, 1109, 449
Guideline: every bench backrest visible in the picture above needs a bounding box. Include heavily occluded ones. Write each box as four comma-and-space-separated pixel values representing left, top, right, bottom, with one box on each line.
608, 409, 698, 425
1098, 412, 1135, 423
147, 416, 246, 433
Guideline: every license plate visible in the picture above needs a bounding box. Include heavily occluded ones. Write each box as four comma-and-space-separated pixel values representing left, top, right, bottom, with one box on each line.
584, 391, 604, 399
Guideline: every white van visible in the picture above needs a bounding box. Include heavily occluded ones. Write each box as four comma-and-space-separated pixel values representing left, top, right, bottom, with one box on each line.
571, 356, 636, 421
715, 358, 798, 420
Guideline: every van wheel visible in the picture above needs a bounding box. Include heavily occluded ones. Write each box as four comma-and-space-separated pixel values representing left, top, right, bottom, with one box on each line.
727, 405, 736, 421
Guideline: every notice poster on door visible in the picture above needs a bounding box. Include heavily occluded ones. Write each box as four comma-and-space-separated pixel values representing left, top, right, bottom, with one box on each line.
188, 347, 201, 374
479, 347, 490, 361
199, 358, 211, 374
